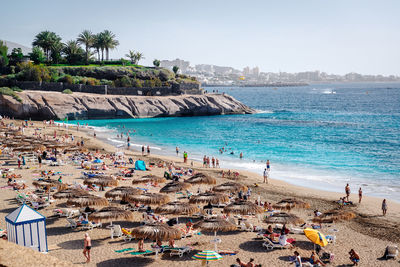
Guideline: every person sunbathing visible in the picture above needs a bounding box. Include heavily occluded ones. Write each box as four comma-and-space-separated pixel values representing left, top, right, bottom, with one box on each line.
310, 251, 326, 266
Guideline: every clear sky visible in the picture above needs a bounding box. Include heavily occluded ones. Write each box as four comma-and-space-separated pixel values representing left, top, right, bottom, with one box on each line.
1, 0, 399, 75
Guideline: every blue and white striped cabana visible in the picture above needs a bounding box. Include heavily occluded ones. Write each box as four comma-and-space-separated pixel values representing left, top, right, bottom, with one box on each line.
5, 204, 48, 252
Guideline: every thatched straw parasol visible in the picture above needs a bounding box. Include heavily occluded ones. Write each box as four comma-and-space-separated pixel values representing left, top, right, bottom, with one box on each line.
83, 176, 118, 188
14, 146, 35, 152
194, 218, 237, 251
131, 223, 181, 240
159, 181, 191, 193
273, 198, 311, 211
105, 186, 141, 199
125, 193, 170, 205
194, 218, 237, 233
63, 147, 80, 152
32, 179, 60, 188
223, 200, 264, 215
312, 209, 356, 224
212, 182, 248, 193
264, 212, 304, 225
131, 175, 166, 184
185, 173, 216, 185
66, 195, 109, 207
53, 188, 90, 199
155, 201, 200, 215
88, 206, 134, 223
189, 192, 230, 204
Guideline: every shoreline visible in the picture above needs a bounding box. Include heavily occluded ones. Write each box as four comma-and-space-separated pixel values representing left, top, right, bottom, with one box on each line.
68, 121, 400, 204
69, 122, 400, 219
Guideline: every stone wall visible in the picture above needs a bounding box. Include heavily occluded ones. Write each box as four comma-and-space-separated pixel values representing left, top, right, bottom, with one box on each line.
8, 81, 202, 96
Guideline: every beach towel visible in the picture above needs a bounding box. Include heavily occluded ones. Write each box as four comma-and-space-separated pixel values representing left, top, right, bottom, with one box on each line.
130, 250, 152, 255
115, 248, 135, 253
135, 160, 146, 171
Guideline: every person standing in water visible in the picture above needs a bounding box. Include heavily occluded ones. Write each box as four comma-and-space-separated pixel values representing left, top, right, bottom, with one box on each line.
358, 187, 362, 203
266, 160, 270, 171
83, 233, 92, 263
141, 145, 145, 156
147, 145, 150, 155
240, 152, 243, 159
176, 146, 179, 156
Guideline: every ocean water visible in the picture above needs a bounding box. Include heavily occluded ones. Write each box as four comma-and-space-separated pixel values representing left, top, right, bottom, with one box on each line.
67, 83, 400, 201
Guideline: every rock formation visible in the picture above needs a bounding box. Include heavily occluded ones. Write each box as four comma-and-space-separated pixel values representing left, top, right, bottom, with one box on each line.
0, 90, 254, 120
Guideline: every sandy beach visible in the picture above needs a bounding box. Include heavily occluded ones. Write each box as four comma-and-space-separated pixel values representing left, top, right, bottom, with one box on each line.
0, 119, 399, 267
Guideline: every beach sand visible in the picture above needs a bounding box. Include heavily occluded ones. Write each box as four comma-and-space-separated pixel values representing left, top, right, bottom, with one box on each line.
0, 119, 399, 266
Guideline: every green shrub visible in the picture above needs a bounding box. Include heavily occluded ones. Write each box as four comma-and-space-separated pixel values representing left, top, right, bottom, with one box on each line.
58, 74, 74, 84
86, 77, 100, 86
114, 75, 132, 87
100, 79, 113, 86
11, 86, 23, 92
132, 78, 143, 88
16, 62, 50, 82
62, 89, 73, 94
0, 87, 22, 102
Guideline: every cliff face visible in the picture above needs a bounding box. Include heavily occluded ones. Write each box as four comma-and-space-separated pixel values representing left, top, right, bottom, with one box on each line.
0, 90, 254, 120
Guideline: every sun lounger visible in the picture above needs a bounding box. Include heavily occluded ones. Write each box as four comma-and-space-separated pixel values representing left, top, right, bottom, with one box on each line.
111, 225, 123, 238
262, 238, 290, 251
66, 218, 78, 229
129, 250, 152, 255
31, 201, 49, 210
169, 246, 192, 257
81, 221, 102, 230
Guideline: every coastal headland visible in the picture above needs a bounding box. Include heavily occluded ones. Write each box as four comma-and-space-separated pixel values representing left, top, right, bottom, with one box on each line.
0, 90, 254, 120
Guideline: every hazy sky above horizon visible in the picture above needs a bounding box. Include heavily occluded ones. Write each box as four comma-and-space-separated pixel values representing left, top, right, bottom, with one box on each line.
1, 0, 399, 75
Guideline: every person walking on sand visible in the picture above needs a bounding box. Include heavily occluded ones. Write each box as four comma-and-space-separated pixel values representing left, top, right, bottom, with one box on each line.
147, 145, 150, 155
382, 199, 387, 216
83, 233, 92, 263
345, 183, 351, 201
358, 187, 362, 203
176, 146, 179, 156
141, 145, 145, 156
37, 154, 42, 169
263, 168, 268, 184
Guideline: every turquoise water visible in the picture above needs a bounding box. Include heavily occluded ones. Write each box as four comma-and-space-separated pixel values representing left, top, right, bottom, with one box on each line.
67, 83, 400, 201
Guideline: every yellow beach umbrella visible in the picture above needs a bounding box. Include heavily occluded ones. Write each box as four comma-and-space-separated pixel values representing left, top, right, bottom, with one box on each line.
303, 228, 328, 247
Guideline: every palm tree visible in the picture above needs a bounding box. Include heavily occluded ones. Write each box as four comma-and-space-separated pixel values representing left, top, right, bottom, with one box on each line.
125, 50, 136, 64
153, 59, 160, 67
64, 40, 84, 64
92, 33, 102, 61
50, 41, 65, 64
32, 31, 62, 61
77, 30, 94, 64
101, 30, 119, 61
134, 52, 144, 64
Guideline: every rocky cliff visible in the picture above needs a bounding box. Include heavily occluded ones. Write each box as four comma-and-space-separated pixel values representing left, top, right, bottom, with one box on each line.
0, 90, 254, 120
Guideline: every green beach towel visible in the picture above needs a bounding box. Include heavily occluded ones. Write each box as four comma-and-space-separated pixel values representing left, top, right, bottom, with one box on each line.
130, 250, 152, 255
115, 248, 135, 253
